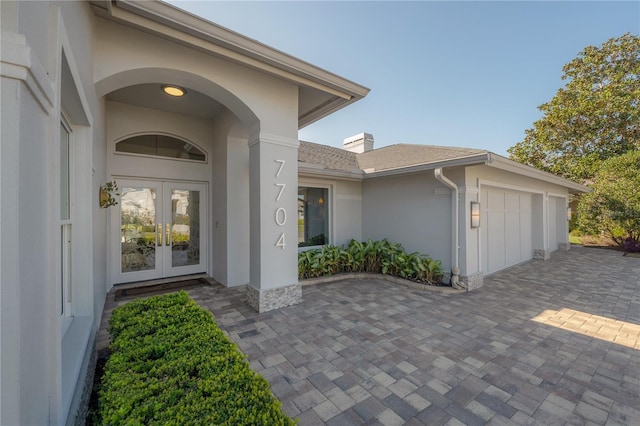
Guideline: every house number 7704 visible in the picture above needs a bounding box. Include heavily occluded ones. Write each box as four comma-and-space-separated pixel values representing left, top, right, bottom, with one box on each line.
275, 159, 286, 249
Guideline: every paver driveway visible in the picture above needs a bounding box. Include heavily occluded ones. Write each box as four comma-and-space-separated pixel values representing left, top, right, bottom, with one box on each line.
100, 246, 640, 425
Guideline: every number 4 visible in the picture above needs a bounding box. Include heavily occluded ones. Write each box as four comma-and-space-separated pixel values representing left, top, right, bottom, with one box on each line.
275, 233, 286, 249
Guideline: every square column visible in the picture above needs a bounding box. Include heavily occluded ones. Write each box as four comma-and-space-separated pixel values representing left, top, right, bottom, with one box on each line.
247, 133, 301, 312
533, 193, 550, 260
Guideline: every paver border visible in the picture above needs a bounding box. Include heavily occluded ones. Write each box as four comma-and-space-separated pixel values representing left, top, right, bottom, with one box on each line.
301, 272, 464, 295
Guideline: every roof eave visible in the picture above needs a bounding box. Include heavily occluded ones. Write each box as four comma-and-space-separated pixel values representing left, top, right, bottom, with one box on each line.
487, 154, 590, 194
364, 154, 490, 179
298, 164, 364, 181
92, 0, 370, 128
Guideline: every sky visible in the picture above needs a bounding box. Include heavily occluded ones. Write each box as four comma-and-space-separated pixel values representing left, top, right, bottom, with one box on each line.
165, 1, 639, 156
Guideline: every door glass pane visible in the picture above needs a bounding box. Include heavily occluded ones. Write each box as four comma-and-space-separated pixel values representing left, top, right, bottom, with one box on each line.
171, 189, 200, 267
120, 187, 156, 272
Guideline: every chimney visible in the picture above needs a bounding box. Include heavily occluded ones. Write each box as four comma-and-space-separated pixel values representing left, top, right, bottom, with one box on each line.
343, 132, 374, 153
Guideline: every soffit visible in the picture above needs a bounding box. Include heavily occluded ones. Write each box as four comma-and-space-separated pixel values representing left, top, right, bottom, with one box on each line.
90, 0, 370, 128
107, 83, 225, 120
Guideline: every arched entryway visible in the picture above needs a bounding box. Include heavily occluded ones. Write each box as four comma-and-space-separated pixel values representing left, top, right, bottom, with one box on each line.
97, 68, 258, 286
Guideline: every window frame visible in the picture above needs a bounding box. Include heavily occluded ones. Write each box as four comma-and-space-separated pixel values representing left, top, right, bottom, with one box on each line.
297, 182, 333, 251
114, 132, 208, 163
60, 114, 73, 331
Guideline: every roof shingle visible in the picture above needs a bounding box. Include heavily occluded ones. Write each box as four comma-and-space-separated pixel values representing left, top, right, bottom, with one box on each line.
298, 141, 486, 173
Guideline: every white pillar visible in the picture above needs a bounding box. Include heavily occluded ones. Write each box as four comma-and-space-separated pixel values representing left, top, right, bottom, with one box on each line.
247, 132, 301, 312
533, 193, 550, 260
458, 186, 483, 290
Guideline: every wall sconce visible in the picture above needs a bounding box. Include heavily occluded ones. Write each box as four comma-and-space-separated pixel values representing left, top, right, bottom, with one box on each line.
471, 201, 480, 228
566, 207, 572, 221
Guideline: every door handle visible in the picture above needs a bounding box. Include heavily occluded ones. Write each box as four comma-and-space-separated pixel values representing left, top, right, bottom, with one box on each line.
157, 223, 163, 246
166, 223, 171, 246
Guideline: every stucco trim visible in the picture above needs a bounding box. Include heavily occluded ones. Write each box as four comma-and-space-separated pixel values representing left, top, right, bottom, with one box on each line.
248, 132, 300, 149
478, 178, 546, 195
0, 31, 54, 112
487, 153, 589, 194
91, 0, 369, 128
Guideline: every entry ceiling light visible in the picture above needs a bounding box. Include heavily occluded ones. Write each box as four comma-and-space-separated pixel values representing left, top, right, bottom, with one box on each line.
162, 85, 186, 97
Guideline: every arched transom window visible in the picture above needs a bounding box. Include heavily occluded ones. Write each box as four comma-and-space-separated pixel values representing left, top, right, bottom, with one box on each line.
116, 134, 206, 162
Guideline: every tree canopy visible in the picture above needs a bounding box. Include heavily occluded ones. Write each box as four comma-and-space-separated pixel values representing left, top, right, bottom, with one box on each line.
577, 150, 640, 250
508, 33, 640, 183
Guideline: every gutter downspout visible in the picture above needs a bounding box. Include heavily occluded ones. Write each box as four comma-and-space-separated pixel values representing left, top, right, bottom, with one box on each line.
434, 168, 460, 286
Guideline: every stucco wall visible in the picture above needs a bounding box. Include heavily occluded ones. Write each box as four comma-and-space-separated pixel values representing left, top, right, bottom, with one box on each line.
106, 101, 214, 183
362, 173, 453, 272
211, 111, 251, 287
1, 1, 107, 424
94, 17, 299, 138
465, 165, 572, 196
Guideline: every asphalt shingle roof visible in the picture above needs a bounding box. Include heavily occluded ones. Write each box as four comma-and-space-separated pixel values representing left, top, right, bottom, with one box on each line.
357, 144, 486, 172
298, 141, 360, 172
298, 141, 486, 173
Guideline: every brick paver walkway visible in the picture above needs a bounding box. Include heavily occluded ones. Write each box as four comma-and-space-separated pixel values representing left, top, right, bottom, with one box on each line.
99, 246, 640, 425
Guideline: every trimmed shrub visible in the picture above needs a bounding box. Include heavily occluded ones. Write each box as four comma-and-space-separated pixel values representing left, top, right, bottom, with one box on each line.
98, 292, 296, 425
299, 238, 443, 285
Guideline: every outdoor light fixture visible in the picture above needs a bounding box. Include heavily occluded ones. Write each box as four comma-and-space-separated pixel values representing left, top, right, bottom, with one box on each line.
470, 201, 481, 228
162, 85, 186, 97
566, 207, 572, 221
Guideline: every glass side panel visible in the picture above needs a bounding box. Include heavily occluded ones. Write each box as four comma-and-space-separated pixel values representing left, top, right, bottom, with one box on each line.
171, 189, 200, 267
298, 187, 329, 247
116, 135, 206, 161
120, 187, 157, 272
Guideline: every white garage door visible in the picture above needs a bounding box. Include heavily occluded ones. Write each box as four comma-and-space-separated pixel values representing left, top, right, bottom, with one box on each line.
481, 187, 533, 275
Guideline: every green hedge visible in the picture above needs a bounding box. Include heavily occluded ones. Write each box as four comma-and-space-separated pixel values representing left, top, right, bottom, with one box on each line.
98, 291, 296, 425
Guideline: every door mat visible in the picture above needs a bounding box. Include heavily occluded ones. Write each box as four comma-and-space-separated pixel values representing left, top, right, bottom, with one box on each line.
115, 277, 209, 301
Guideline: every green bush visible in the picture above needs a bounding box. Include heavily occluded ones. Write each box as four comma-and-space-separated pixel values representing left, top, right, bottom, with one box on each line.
98, 292, 296, 426
577, 150, 640, 250
299, 239, 443, 285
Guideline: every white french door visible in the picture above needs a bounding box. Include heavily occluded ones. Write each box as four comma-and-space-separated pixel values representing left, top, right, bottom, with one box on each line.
112, 179, 207, 284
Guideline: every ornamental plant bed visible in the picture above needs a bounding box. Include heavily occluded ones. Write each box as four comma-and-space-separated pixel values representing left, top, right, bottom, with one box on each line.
94, 291, 296, 425
298, 239, 444, 285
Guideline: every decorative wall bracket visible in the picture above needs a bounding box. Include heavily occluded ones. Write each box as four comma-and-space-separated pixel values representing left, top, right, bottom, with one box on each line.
99, 180, 119, 208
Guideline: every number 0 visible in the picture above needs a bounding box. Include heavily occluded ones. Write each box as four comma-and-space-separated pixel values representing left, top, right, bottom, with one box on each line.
275, 207, 287, 226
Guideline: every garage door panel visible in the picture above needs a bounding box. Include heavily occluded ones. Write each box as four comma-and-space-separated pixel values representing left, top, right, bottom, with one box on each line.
520, 210, 533, 259
505, 211, 521, 265
487, 190, 504, 210
481, 187, 533, 275
487, 211, 506, 272
505, 193, 520, 210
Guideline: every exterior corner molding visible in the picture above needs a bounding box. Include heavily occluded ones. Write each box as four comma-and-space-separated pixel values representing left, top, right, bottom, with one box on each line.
0, 31, 54, 112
